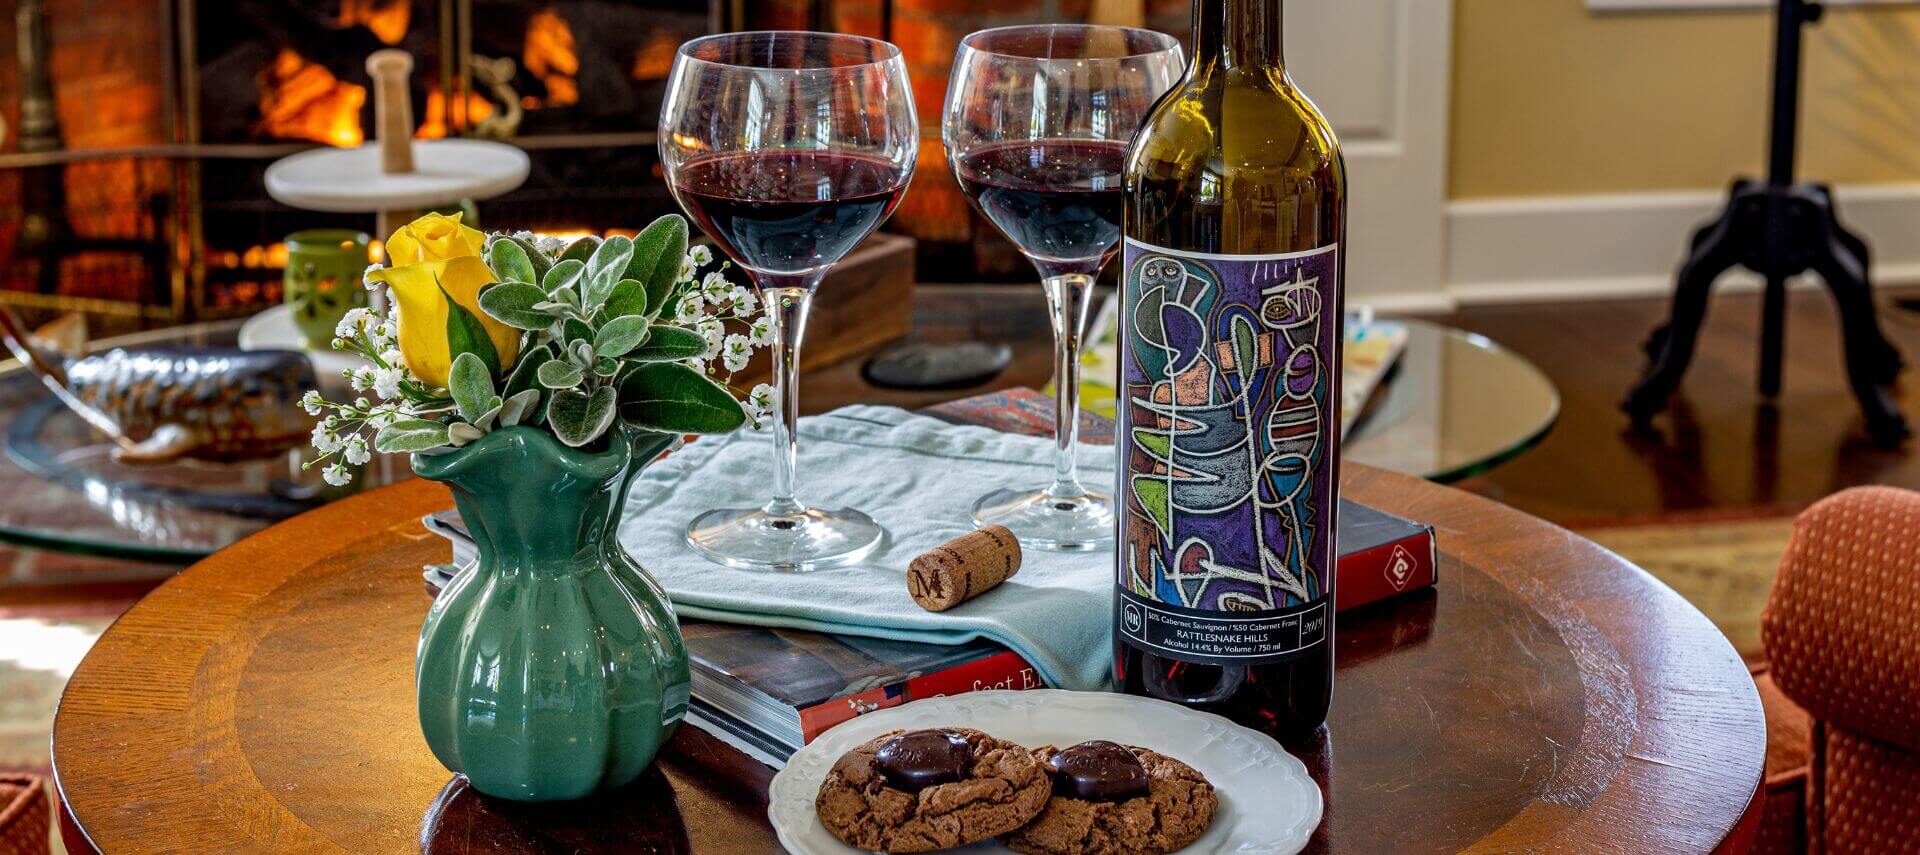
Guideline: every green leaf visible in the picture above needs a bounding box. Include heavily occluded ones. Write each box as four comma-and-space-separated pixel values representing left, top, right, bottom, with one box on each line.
626, 326, 709, 362
448, 422, 486, 447
563, 318, 594, 346
499, 236, 552, 280
593, 315, 650, 357
618, 362, 747, 434
502, 343, 550, 400
543, 259, 586, 294
595, 357, 620, 377
536, 359, 585, 389
498, 388, 540, 427
448, 352, 496, 422
604, 279, 648, 319
583, 235, 635, 310
624, 216, 688, 321
559, 236, 602, 265
441, 281, 502, 378
486, 238, 538, 285
478, 281, 555, 330
375, 419, 451, 453
547, 386, 617, 447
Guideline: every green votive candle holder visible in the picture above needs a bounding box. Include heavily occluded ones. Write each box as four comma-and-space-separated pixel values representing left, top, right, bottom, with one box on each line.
285, 229, 372, 348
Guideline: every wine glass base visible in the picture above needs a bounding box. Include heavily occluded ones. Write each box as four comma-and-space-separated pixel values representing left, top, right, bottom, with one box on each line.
971, 487, 1115, 551
686, 506, 884, 572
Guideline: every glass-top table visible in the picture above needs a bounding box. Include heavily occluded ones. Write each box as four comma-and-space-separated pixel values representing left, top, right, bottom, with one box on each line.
1344, 318, 1560, 483
0, 320, 410, 563
0, 312, 1555, 563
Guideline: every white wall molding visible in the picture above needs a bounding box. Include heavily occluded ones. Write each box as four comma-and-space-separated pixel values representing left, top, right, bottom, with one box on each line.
1441, 183, 1920, 307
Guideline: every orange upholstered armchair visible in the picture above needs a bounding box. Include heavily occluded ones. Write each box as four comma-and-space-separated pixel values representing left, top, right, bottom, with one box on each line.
1761, 486, 1920, 853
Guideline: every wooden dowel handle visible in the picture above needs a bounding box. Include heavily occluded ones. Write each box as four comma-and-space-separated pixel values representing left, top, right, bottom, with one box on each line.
365, 49, 415, 174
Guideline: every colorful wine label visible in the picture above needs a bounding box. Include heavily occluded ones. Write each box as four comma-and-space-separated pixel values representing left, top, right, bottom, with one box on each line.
1114, 238, 1341, 667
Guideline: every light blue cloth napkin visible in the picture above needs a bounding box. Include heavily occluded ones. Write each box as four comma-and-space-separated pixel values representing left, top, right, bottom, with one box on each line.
619, 405, 1116, 692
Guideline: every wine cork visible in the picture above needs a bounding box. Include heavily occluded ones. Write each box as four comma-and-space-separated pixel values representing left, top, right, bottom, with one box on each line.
908, 525, 1021, 612
365, 49, 415, 174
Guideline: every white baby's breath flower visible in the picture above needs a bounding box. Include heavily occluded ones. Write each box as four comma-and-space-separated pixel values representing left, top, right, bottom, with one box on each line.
688, 244, 713, 266
536, 235, 566, 255
673, 294, 704, 326
299, 390, 325, 416
700, 271, 731, 303
726, 286, 758, 316
335, 307, 375, 339
371, 366, 405, 400
676, 257, 696, 284
321, 462, 352, 487
310, 422, 343, 455
379, 348, 404, 368
748, 382, 779, 422
749, 314, 774, 346
346, 367, 374, 393
721, 333, 752, 369
367, 402, 410, 428
696, 319, 725, 357
683, 357, 707, 376
342, 436, 372, 466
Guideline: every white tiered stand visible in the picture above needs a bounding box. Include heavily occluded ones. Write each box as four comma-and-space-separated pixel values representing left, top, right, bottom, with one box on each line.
242, 49, 529, 387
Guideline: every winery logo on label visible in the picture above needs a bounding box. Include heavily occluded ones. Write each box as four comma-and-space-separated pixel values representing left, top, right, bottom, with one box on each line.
1115, 239, 1340, 666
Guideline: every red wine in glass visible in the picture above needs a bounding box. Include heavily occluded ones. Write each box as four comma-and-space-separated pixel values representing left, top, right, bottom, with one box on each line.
672, 151, 908, 283
952, 138, 1127, 277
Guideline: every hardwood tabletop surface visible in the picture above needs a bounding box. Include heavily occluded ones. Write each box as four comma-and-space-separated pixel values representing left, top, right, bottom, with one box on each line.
51, 464, 1765, 854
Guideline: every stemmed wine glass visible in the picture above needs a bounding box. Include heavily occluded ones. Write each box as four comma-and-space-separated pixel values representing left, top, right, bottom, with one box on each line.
660, 32, 917, 571
943, 25, 1182, 550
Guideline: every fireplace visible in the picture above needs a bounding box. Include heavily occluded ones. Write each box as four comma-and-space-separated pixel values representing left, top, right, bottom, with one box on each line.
0, 0, 1179, 328
0, 0, 711, 326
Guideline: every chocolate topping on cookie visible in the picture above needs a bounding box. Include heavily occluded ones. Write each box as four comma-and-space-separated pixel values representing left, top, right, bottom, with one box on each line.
1045, 740, 1150, 802
873, 729, 973, 792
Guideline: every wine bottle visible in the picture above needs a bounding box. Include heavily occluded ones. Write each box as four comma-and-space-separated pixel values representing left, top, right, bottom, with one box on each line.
1114, 0, 1345, 743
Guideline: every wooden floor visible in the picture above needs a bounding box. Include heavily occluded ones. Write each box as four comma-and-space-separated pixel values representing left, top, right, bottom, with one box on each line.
1444, 286, 1920, 523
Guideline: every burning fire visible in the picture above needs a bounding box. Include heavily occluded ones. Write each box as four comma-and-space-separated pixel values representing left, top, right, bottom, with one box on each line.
256, 49, 367, 148
523, 8, 580, 109
338, 0, 410, 46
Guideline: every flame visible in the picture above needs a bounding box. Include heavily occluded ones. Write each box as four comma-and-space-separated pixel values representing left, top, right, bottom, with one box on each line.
631, 31, 679, 81
417, 89, 497, 140
523, 8, 580, 108
257, 48, 366, 147
338, 0, 410, 46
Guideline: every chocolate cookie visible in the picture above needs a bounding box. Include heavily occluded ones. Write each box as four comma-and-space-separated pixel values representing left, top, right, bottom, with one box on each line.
815, 728, 1051, 852
1004, 742, 1217, 855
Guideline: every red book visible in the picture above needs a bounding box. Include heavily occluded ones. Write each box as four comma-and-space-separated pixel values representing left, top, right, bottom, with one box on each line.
1334, 499, 1438, 612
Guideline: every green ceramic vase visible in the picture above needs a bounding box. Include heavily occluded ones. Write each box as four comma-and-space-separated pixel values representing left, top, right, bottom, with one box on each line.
412, 425, 688, 802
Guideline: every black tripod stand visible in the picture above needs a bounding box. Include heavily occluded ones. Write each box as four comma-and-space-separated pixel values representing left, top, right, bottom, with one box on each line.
1622, 0, 1908, 446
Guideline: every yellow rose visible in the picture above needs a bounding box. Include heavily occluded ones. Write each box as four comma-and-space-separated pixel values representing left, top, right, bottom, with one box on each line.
384, 211, 487, 267
366, 215, 519, 388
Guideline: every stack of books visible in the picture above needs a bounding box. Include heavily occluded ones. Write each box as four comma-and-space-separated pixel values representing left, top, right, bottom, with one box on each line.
422, 496, 1434, 767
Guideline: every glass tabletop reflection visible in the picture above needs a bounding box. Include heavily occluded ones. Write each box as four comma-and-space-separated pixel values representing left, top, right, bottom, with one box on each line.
0, 320, 408, 563
1343, 318, 1559, 483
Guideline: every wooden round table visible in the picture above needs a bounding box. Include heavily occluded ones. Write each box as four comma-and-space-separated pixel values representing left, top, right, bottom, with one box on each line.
52, 465, 1765, 853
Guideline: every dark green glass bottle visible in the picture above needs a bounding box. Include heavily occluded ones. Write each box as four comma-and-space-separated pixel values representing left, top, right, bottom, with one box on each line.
1115, 0, 1346, 744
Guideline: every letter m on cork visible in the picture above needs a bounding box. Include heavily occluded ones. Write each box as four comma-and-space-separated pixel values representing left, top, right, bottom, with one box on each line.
909, 525, 1023, 612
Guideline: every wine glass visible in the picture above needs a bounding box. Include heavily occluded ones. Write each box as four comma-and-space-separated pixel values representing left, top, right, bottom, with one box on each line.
660, 32, 917, 571
943, 25, 1182, 550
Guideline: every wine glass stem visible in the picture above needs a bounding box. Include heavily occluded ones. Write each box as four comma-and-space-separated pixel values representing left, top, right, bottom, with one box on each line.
764, 286, 813, 519
1042, 272, 1097, 501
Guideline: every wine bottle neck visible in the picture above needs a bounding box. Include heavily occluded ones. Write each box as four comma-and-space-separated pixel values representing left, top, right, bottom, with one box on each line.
1192, 0, 1285, 69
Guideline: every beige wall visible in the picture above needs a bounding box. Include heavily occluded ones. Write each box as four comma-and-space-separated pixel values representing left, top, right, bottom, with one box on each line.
1452, 1, 1920, 199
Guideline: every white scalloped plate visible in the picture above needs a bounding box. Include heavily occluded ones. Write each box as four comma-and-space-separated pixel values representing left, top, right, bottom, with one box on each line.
767, 690, 1322, 854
